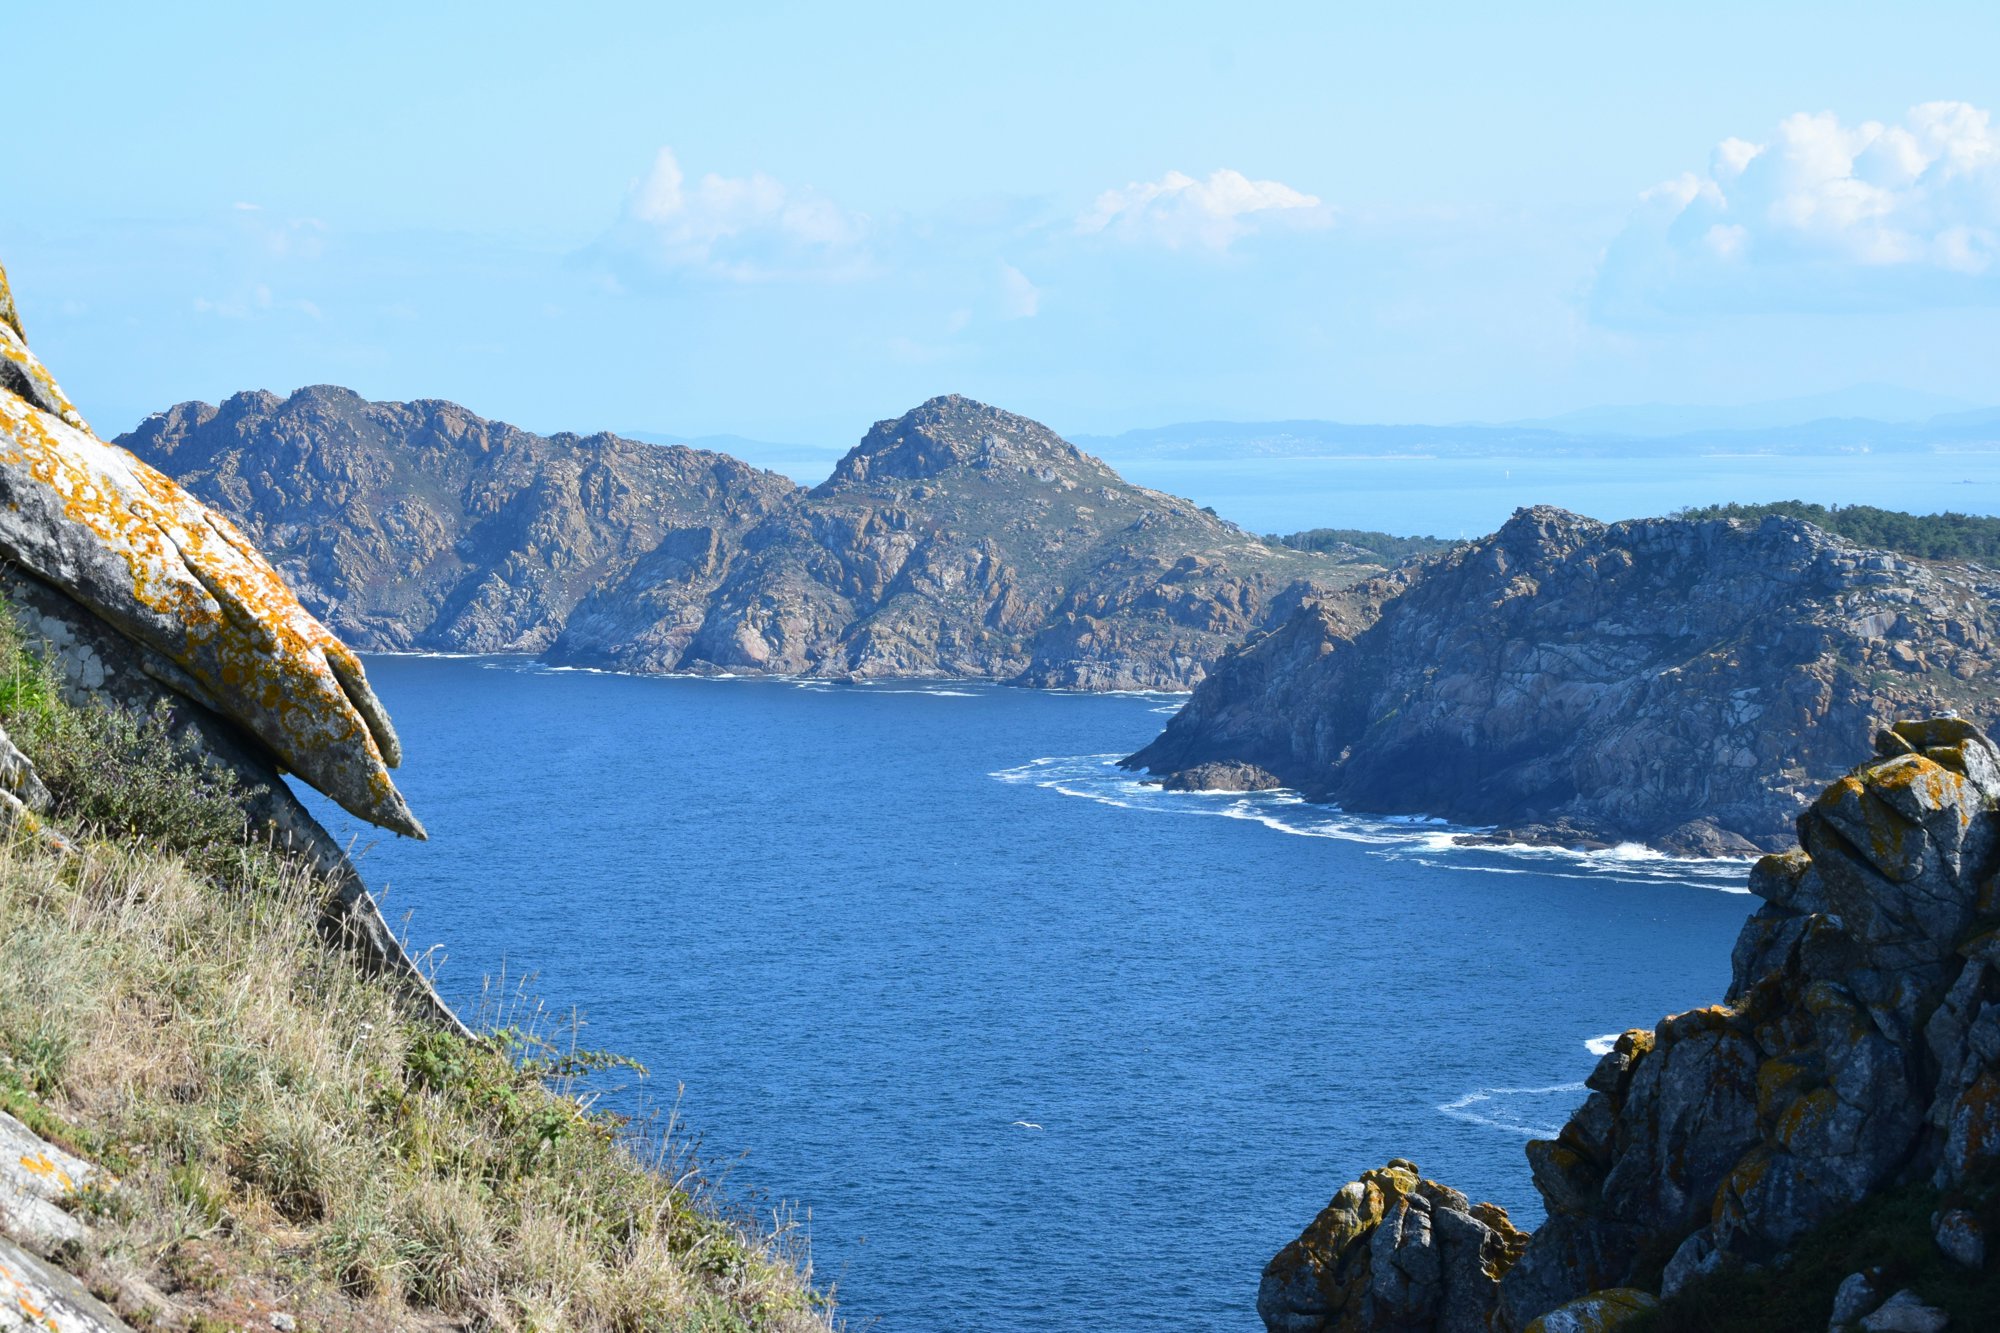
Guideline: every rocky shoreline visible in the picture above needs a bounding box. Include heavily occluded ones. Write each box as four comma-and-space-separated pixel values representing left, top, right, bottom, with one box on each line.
1129, 506, 2000, 855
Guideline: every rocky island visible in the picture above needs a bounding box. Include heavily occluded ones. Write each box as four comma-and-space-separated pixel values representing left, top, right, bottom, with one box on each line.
1128, 505, 2000, 854
124, 391, 1366, 691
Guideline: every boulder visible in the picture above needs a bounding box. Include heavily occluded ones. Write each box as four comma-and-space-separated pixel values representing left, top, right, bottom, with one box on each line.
1934, 1208, 1984, 1268
0, 260, 418, 837
1161, 761, 1285, 793
1257, 1160, 1527, 1332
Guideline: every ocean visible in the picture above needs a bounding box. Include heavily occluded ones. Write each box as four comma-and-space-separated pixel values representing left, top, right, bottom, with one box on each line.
300, 657, 1755, 1331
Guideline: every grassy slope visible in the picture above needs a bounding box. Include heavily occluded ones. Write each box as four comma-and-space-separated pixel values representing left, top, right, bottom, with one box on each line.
0, 613, 831, 1332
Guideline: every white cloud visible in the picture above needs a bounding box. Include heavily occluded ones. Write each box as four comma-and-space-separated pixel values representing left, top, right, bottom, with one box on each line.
998, 262, 1040, 318
603, 147, 867, 283
1077, 168, 1327, 250
1595, 102, 2000, 316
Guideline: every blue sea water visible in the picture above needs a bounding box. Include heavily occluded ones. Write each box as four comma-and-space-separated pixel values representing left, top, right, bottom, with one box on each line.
300, 658, 1756, 1332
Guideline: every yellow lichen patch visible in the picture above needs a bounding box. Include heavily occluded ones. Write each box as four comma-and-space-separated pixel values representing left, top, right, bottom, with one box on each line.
1755, 1059, 1812, 1123
0, 263, 418, 836
15, 1151, 74, 1194
1775, 1087, 1838, 1150
0, 334, 88, 435
1468, 1200, 1530, 1279
1522, 1287, 1658, 1332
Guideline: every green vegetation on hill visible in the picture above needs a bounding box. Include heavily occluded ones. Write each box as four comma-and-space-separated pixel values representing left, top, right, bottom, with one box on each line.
1635, 1167, 2000, 1332
1677, 500, 2000, 567
0, 610, 830, 1332
1266, 528, 1456, 564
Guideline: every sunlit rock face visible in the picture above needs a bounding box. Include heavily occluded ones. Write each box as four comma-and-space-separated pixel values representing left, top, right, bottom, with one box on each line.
1257, 717, 2000, 1332
0, 261, 419, 837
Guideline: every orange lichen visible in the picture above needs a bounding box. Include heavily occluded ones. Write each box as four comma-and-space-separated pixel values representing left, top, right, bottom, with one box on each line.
16, 1151, 74, 1193
0, 262, 418, 836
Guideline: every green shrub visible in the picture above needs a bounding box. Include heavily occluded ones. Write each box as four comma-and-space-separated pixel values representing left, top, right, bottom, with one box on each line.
1638, 1168, 2000, 1331
1676, 500, 2000, 568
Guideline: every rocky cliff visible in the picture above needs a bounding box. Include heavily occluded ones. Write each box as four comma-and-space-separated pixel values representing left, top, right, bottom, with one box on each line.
119, 387, 802, 655
0, 260, 448, 1020
1258, 717, 2000, 1332
1128, 506, 2000, 853
126, 392, 1362, 690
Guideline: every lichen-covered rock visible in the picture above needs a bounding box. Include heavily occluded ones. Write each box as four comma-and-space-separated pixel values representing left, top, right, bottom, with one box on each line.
1160, 760, 1285, 792
0, 1109, 103, 1255
1495, 717, 2000, 1326
0, 262, 417, 837
1130, 505, 2000, 851
0, 1233, 133, 1331
1260, 716, 2000, 1331
1257, 1159, 1528, 1332
1520, 1288, 1656, 1333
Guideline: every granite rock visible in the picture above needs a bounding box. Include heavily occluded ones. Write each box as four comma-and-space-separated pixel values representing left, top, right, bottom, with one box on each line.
1130, 506, 2000, 852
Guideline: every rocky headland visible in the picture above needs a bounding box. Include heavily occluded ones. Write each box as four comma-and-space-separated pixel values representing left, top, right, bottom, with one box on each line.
1128, 505, 2000, 854
125, 391, 1366, 691
1258, 717, 2000, 1331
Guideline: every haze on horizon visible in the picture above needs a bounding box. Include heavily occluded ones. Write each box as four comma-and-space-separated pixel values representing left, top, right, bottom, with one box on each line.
9, 1, 2000, 450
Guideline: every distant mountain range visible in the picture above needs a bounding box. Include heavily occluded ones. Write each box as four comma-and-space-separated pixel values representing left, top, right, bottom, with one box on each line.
122, 390, 1367, 690
1071, 406, 2000, 464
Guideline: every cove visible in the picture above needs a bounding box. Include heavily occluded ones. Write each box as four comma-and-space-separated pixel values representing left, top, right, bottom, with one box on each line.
299, 656, 1755, 1331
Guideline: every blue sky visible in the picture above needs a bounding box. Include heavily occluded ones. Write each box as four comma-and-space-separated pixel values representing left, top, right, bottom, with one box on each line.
9, 2, 2000, 445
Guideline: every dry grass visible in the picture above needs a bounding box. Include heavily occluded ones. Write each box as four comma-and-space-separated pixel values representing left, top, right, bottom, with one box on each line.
0, 603, 833, 1331
0, 837, 833, 1331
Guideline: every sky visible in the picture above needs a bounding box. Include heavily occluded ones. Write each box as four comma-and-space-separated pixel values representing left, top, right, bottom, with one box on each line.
9, 1, 2000, 446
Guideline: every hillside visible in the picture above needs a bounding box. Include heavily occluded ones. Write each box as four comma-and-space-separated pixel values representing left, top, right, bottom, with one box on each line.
1678, 499, 2000, 569
1127, 505, 2000, 853
127, 391, 1365, 691
118, 387, 802, 654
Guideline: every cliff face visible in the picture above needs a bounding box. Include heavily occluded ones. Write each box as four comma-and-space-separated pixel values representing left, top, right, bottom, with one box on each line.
119, 387, 802, 655
1258, 717, 2000, 1333
1129, 506, 2000, 853
130, 391, 1362, 690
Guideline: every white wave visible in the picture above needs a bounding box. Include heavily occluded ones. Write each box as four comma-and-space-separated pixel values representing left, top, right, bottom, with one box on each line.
990, 754, 1753, 891
1437, 1082, 1587, 1138
1585, 1033, 1622, 1057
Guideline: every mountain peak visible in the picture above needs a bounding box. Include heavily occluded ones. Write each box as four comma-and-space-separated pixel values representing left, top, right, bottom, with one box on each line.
823, 394, 1091, 487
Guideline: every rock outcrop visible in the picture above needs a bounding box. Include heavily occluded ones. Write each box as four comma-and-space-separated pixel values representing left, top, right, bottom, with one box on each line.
1130, 506, 2000, 852
1257, 1160, 1528, 1333
1258, 716, 2000, 1330
0, 261, 451, 1028
127, 392, 1367, 690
